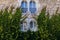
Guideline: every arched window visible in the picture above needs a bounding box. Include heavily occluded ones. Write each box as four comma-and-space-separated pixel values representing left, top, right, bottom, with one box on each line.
30, 21, 33, 28
29, 1, 36, 13
30, 21, 36, 28
21, 1, 27, 13
30, 21, 37, 31
20, 22, 23, 31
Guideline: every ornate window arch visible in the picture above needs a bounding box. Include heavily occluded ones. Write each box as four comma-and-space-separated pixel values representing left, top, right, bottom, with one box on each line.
29, 1, 36, 13
21, 1, 28, 13
29, 20, 38, 31
30, 21, 36, 28
30, 21, 33, 28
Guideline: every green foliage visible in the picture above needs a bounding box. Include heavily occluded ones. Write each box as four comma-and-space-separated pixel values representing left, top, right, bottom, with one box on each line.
0, 6, 60, 40
37, 7, 50, 40
37, 7, 60, 40
49, 13, 60, 40
0, 7, 22, 40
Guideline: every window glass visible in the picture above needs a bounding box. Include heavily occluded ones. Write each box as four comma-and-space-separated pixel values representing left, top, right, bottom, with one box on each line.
23, 23, 27, 30
30, 21, 33, 28
29, 1, 36, 13
21, 1, 27, 13
20, 22, 23, 31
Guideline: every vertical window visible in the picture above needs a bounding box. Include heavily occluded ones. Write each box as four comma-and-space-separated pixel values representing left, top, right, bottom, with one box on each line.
30, 21, 36, 28
21, 1, 27, 13
20, 22, 27, 32
20, 22, 23, 31
29, 1, 36, 13
30, 21, 33, 28
30, 21, 37, 31
23, 22, 27, 30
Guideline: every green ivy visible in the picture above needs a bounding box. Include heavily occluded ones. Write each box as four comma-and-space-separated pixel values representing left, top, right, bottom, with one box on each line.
0, 7, 22, 40
37, 7, 60, 40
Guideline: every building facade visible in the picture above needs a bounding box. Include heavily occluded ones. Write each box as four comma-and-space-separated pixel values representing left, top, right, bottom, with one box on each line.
19, 0, 39, 32
0, 0, 60, 32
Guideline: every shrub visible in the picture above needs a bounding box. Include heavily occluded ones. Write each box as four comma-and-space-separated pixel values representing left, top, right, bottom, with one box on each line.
0, 7, 22, 40
37, 7, 60, 40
